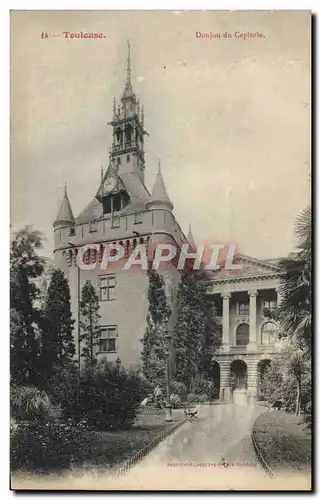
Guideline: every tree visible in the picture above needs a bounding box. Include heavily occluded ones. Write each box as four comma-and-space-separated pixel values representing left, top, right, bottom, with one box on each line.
141, 270, 171, 383
10, 227, 44, 385
261, 349, 309, 416
173, 270, 220, 390
79, 281, 101, 365
41, 269, 75, 380
287, 352, 306, 416
278, 206, 311, 355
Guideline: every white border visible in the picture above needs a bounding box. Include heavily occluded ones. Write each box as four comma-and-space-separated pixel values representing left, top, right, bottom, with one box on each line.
3, 2, 318, 499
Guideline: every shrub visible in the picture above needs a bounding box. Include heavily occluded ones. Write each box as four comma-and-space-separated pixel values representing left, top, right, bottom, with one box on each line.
197, 394, 208, 403
170, 381, 187, 400
193, 378, 216, 399
52, 360, 145, 430
187, 393, 199, 403
169, 393, 181, 408
10, 420, 87, 472
11, 385, 53, 423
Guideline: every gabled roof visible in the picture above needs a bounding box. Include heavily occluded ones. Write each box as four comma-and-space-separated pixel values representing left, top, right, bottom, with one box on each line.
54, 185, 75, 226
75, 172, 151, 224
146, 162, 173, 211
211, 253, 283, 281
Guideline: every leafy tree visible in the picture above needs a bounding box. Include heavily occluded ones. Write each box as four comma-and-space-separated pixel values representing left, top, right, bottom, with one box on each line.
79, 280, 101, 365
277, 206, 312, 355
41, 269, 75, 380
141, 270, 171, 383
10, 227, 44, 385
173, 270, 220, 390
261, 350, 310, 416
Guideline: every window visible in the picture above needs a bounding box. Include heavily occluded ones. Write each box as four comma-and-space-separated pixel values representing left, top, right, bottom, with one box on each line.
127, 154, 130, 162
261, 322, 277, 345
117, 157, 121, 165
69, 226, 75, 236
111, 216, 120, 228
99, 275, 116, 301
99, 326, 117, 352
134, 212, 143, 224
89, 220, 98, 232
262, 299, 277, 313
237, 301, 249, 316
236, 323, 249, 346
113, 194, 121, 212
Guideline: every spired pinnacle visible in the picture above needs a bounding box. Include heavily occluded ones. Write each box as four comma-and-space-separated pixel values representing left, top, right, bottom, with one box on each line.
126, 40, 131, 85
54, 183, 75, 227
146, 160, 174, 211
187, 222, 197, 250
122, 40, 134, 99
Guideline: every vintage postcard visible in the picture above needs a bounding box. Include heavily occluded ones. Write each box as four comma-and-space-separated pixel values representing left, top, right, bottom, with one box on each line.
10, 10, 312, 491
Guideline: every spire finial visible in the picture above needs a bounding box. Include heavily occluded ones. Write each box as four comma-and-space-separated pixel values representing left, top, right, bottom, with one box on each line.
101, 162, 104, 183
126, 40, 131, 85
141, 104, 144, 126
158, 158, 161, 174
113, 97, 116, 117
64, 182, 67, 196
188, 221, 192, 233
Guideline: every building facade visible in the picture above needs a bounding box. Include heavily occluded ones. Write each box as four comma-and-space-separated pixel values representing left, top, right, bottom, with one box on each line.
52, 44, 284, 401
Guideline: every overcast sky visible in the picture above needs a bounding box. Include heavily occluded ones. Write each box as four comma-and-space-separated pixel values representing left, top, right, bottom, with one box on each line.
11, 10, 311, 260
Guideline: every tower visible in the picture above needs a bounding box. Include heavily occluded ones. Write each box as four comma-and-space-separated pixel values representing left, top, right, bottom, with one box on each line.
53, 42, 187, 370
107, 41, 148, 184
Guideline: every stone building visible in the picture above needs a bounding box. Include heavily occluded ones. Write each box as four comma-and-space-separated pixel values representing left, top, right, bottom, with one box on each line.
52, 44, 284, 401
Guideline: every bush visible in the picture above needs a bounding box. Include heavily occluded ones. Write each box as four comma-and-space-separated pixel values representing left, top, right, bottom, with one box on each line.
197, 394, 208, 403
169, 393, 181, 408
187, 393, 199, 403
11, 385, 53, 423
10, 420, 87, 472
170, 381, 187, 400
193, 378, 216, 399
51, 360, 145, 430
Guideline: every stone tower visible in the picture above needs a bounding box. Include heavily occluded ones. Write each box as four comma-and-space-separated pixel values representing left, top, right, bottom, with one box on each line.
53, 42, 188, 369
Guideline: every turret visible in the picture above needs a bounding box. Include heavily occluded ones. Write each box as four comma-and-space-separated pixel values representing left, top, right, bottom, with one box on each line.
146, 160, 174, 211
53, 183, 75, 229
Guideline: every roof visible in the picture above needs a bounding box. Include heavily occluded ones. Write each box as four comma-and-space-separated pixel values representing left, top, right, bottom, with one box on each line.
146, 167, 173, 211
75, 172, 151, 224
54, 185, 75, 226
211, 253, 283, 281
187, 222, 197, 250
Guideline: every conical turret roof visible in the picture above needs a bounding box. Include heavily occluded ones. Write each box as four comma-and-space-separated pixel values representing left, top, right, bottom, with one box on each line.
54, 184, 75, 227
187, 222, 197, 250
146, 160, 173, 211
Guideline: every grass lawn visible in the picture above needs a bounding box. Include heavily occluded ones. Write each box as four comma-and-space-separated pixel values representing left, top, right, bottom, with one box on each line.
73, 409, 185, 474
253, 410, 311, 472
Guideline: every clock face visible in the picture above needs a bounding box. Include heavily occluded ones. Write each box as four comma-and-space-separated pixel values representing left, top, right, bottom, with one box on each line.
103, 176, 117, 193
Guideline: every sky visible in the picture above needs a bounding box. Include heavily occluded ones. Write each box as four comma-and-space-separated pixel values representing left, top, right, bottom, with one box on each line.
10, 10, 311, 260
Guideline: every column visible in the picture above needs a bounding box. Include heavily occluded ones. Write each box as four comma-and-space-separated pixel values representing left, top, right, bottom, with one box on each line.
276, 287, 282, 307
246, 360, 259, 404
219, 360, 232, 401
221, 293, 231, 349
248, 290, 258, 348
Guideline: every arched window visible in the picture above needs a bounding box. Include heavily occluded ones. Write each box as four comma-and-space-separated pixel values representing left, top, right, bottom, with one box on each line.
236, 323, 249, 346
261, 322, 277, 345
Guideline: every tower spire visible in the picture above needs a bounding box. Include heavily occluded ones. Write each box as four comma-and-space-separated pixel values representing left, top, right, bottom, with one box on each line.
122, 40, 134, 100
126, 40, 131, 86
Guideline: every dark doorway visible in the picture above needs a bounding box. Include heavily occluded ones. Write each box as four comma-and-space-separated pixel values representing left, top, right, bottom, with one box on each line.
209, 361, 220, 400
230, 360, 247, 389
